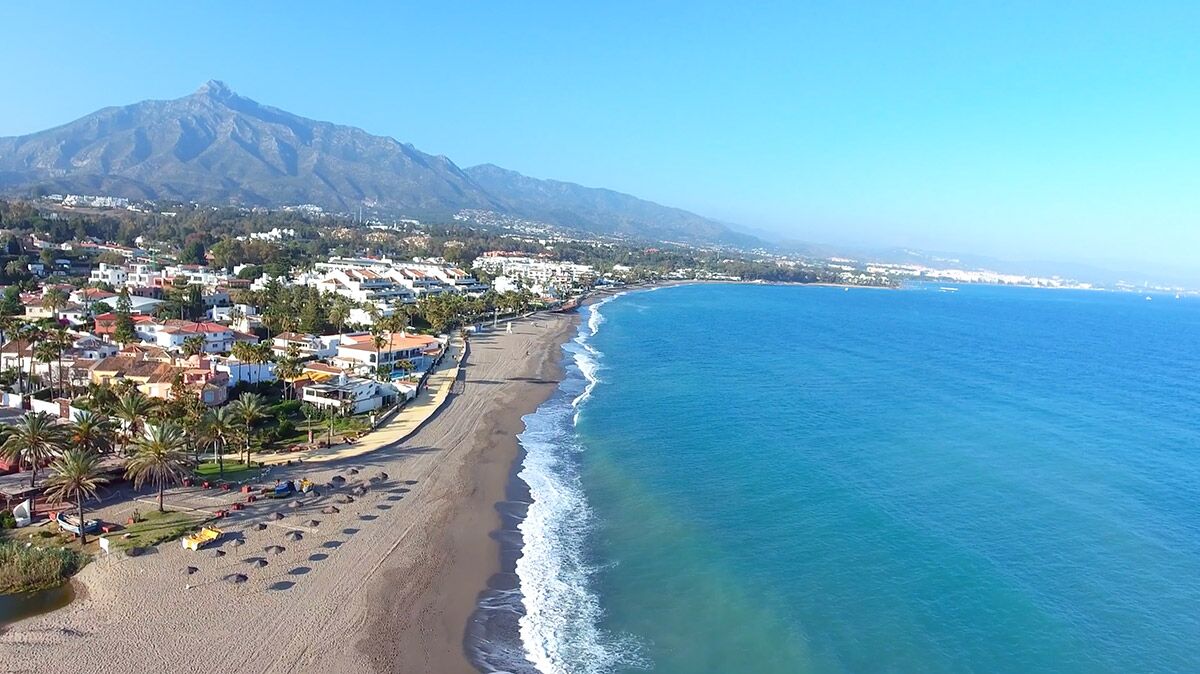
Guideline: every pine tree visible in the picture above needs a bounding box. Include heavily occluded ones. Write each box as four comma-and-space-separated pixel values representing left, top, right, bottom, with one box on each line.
113, 288, 136, 345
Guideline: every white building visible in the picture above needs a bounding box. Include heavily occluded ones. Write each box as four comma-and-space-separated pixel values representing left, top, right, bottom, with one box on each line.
136, 320, 250, 353
301, 373, 396, 415
331, 332, 443, 376
472, 254, 595, 290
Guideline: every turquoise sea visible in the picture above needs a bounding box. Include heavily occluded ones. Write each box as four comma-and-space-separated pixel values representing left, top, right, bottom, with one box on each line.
501, 283, 1200, 674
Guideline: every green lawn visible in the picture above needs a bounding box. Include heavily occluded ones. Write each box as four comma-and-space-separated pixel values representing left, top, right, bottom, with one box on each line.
108, 510, 207, 553
193, 461, 257, 478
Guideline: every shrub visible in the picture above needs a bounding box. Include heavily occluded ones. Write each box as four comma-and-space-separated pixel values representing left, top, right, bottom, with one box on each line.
272, 400, 301, 417
0, 542, 86, 594
270, 419, 296, 442
0, 510, 15, 529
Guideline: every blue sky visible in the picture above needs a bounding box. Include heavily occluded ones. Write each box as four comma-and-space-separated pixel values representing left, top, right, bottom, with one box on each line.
1, 2, 1197, 277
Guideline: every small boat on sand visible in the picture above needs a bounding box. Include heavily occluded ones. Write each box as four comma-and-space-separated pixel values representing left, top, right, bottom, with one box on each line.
56, 512, 101, 536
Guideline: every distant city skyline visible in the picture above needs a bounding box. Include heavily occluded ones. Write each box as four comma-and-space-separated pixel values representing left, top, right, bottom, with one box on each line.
1, 2, 1197, 279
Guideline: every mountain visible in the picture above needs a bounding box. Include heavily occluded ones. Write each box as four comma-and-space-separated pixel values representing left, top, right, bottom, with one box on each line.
0, 81, 501, 214
0, 81, 758, 247
463, 164, 760, 246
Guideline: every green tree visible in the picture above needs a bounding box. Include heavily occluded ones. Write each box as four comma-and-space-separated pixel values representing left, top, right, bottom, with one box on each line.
0, 412, 66, 487
274, 344, 302, 400
372, 332, 388, 380
68, 410, 117, 455
44, 449, 109, 544
328, 297, 351, 335
0, 286, 23, 316
41, 287, 69, 322
179, 240, 206, 265
196, 406, 238, 476
125, 422, 191, 512
181, 335, 205, 358
113, 288, 136, 345
229, 393, 267, 465
235, 264, 263, 280
113, 390, 156, 455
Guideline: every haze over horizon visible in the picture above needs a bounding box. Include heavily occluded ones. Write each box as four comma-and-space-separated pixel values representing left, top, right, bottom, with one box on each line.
1, 2, 1196, 280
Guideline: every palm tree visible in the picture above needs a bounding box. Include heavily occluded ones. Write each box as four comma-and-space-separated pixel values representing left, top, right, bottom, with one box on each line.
230, 341, 253, 386
113, 390, 156, 456
49, 325, 71, 398
44, 448, 109, 544
196, 406, 238, 477
395, 359, 416, 375
41, 287, 69, 322
15, 322, 42, 393
381, 311, 409, 335
0, 315, 15, 378
68, 410, 117, 455
229, 393, 267, 465
125, 422, 191, 512
181, 335, 205, 358
254, 342, 275, 384
226, 306, 245, 330
0, 412, 67, 487
83, 382, 118, 414
372, 332, 388, 380
300, 403, 320, 444
33, 339, 59, 395
275, 344, 302, 400
329, 298, 350, 335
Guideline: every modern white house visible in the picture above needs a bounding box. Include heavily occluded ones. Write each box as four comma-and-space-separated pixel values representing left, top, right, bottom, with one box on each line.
300, 373, 397, 414
270, 332, 338, 360
331, 332, 443, 376
215, 356, 277, 387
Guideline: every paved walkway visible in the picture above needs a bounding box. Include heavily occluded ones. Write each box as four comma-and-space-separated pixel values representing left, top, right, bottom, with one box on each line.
260, 338, 465, 465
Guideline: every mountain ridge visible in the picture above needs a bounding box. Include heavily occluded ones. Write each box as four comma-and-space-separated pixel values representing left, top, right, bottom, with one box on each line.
0, 81, 757, 247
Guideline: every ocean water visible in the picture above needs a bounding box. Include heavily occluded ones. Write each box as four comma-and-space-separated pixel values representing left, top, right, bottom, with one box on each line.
511, 283, 1200, 674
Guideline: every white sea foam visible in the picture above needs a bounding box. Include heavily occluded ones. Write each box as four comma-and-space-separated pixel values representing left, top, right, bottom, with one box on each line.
515, 295, 646, 674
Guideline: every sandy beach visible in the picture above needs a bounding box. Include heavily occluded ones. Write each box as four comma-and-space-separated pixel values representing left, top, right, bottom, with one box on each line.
0, 313, 577, 674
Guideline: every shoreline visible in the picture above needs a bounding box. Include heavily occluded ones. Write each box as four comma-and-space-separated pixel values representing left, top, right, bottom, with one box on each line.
0, 313, 579, 674
360, 311, 579, 673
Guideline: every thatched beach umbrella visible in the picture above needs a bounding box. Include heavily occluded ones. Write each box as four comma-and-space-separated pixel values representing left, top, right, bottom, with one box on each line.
250, 559, 268, 568
210, 549, 226, 558
335, 495, 354, 504
185, 566, 199, 575
229, 538, 245, 548
264, 545, 285, 555
304, 519, 319, 527
322, 506, 340, 515
224, 573, 248, 584
271, 512, 285, 521
348, 468, 359, 475
330, 475, 346, 486
288, 500, 302, 509
285, 531, 303, 542
255, 522, 268, 531
378, 472, 388, 481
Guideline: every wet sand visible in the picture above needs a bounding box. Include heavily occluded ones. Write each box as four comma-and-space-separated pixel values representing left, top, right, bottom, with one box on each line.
0, 314, 577, 674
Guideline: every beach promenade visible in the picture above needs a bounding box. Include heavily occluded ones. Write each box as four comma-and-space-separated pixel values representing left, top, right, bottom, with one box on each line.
260, 338, 465, 466
0, 314, 577, 674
